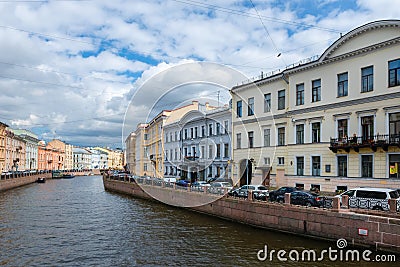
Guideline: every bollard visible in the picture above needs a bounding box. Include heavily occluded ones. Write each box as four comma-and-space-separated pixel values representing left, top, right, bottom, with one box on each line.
389, 199, 397, 213
188, 185, 191, 192
332, 197, 340, 211
342, 195, 349, 209
173, 183, 176, 190
248, 190, 253, 201
203, 186, 207, 194
284, 193, 291, 205
162, 181, 165, 188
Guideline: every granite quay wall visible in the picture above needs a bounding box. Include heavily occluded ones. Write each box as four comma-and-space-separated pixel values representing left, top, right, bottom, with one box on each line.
0, 170, 99, 192
103, 177, 400, 253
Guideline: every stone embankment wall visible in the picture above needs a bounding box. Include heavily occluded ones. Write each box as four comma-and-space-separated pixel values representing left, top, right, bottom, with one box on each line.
103, 177, 400, 253
0, 170, 100, 192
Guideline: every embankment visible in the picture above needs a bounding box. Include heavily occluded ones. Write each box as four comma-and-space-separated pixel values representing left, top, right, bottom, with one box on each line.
103, 177, 400, 253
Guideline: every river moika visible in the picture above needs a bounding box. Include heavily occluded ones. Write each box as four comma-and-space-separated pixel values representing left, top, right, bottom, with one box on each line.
0, 176, 397, 266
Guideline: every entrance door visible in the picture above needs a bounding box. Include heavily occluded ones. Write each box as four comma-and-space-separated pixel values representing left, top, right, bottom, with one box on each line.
239, 160, 252, 186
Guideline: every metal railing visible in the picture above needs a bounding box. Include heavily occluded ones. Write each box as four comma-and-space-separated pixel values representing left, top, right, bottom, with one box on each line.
106, 175, 399, 213
348, 197, 390, 211
330, 133, 400, 149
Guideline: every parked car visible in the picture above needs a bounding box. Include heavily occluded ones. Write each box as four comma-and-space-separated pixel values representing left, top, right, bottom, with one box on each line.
208, 182, 233, 194
175, 179, 191, 187
276, 191, 324, 207
191, 181, 211, 192
269, 187, 297, 201
335, 187, 400, 211
229, 185, 269, 200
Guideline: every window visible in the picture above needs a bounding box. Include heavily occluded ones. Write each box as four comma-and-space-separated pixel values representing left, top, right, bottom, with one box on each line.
200, 146, 205, 159
264, 157, 270, 165
165, 134, 169, 143
264, 93, 271, 112
144, 134, 148, 140
208, 166, 213, 177
278, 90, 285, 110
337, 156, 347, 177
389, 112, 400, 139
248, 97, 254, 116
224, 120, 229, 134
208, 145, 213, 159
184, 129, 188, 140
296, 157, 304, 176
184, 147, 188, 157
209, 124, 213, 136
389, 59, 400, 87
263, 129, 270, 147
312, 79, 321, 102
143, 163, 148, 172
337, 72, 348, 97
296, 83, 304, 106
237, 100, 243, 117
361, 155, 373, 177
216, 123, 220, 135
236, 133, 242, 149
175, 131, 178, 141
312, 156, 321, 176
361, 116, 374, 141
361, 66, 373, 92
312, 122, 321, 143
224, 143, 229, 158
190, 128, 194, 139
201, 126, 205, 137
248, 131, 254, 148
296, 124, 304, 144
216, 144, 221, 158
389, 154, 400, 178
175, 149, 178, 160
278, 127, 285, 146
338, 119, 348, 139
278, 157, 285, 165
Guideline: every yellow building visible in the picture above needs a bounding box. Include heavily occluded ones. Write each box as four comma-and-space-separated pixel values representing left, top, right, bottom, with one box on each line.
124, 132, 136, 174
231, 20, 400, 192
132, 101, 200, 177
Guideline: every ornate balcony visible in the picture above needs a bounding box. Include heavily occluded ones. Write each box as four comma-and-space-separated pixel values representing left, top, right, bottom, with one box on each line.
329, 134, 400, 153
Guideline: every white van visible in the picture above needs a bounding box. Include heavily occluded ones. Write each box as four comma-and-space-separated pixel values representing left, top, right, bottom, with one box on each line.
336, 187, 400, 211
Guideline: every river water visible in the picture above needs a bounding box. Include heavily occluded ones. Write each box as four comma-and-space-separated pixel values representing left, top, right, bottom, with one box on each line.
0, 176, 397, 266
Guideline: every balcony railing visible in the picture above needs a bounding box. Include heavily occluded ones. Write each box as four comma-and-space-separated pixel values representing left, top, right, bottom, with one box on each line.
329, 134, 400, 153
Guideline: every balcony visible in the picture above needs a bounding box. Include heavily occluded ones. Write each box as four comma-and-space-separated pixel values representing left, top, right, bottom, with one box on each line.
329, 134, 400, 153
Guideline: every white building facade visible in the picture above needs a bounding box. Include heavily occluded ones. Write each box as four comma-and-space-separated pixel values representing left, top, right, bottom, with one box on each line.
164, 107, 232, 182
231, 20, 400, 192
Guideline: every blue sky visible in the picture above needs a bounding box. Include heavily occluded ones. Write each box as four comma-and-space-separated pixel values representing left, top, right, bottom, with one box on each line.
0, 0, 398, 148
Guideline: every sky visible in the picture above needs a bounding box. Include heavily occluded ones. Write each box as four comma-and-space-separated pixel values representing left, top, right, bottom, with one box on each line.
0, 0, 399, 148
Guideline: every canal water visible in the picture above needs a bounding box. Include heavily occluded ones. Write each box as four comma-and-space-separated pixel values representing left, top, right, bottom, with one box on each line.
0, 176, 397, 266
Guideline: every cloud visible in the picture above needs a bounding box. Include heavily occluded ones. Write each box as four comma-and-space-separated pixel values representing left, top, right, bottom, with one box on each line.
0, 0, 399, 147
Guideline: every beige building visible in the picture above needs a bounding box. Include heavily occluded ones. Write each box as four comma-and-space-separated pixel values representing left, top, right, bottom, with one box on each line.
5, 128, 26, 172
132, 101, 201, 177
135, 123, 149, 176
231, 20, 400, 192
124, 132, 136, 174
65, 143, 74, 170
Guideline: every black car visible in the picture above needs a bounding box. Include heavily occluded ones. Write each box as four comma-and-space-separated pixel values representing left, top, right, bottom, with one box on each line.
269, 187, 297, 201
275, 191, 323, 207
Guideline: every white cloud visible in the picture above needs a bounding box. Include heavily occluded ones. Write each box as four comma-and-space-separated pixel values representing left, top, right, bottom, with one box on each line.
0, 0, 399, 147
